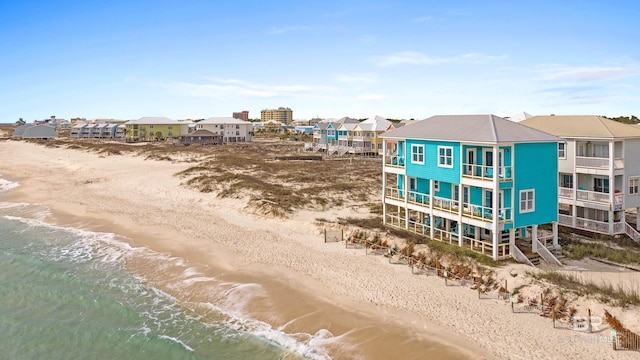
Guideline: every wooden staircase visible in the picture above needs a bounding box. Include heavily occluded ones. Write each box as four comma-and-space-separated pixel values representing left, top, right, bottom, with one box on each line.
516, 240, 542, 266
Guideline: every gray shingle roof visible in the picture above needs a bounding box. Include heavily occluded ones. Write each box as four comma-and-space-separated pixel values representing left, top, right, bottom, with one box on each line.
382, 114, 559, 143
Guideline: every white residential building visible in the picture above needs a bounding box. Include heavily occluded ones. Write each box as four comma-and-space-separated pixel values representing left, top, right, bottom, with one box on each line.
196, 117, 253, 143
521, 115, 640, 240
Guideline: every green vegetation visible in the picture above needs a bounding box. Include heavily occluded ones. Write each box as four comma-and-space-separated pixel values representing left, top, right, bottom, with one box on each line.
561, 233, 640, 266
604, 115, 640, 124
532, 271, 640, 308
567, 242, 640, 265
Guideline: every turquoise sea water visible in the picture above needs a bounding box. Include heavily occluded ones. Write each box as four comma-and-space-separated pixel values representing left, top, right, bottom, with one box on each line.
0, 176, 330, 360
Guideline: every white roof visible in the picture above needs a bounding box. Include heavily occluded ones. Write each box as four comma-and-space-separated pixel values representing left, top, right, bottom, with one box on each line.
507, 111, 534, 122
200, 117, 251, 125
361, 115, 392, 131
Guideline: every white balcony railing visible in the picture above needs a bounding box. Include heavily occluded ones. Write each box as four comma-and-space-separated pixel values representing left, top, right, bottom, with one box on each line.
558, 214, 573, 227
384, 186, 403, 201
559, 187, 573, 199
384, 155, 405, 167
461, 163, 512, 181
408, 190, 430, 207
576, 156, 608, 169
432, 195, 459, 212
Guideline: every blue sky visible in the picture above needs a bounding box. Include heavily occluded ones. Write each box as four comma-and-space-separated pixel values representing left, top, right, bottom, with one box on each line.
1, 0, 638, 121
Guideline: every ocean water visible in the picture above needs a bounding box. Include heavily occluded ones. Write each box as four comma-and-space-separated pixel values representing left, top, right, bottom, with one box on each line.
0, 175, 331, 360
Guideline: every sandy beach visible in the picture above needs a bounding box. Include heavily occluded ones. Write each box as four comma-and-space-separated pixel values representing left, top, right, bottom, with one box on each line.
1, 139, 638, 360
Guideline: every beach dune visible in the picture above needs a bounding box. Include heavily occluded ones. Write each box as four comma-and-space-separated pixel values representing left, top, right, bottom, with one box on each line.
1, 140, 637, 360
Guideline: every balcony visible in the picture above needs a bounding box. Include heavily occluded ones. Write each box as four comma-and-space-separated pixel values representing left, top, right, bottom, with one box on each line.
384, 155, 405, 168
576, 156, 624, 170
559, 187, 624, 208
558, 187, 573, 199
384, 212, 510, 259
384, 188, 511, 222
408, 190, 430, 206
462, 163, 512, 181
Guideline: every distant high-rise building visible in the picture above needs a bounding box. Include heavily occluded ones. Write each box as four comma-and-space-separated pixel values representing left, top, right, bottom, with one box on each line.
260, 107, 292, 125
233, 110, 249, 121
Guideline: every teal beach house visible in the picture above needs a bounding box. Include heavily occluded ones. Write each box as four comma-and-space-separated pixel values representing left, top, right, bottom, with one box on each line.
381, 115, 562, 263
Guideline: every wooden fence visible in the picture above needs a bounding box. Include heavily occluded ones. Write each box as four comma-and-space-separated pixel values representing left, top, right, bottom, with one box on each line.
336, 230, 640, 352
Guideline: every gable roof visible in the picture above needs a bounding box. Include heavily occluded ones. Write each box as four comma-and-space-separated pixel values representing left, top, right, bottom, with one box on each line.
338, 123, 358, 131
507, 111, 533, 122
382, 114, 559, 143
360, 115, 391, 131
520, 115, 640, 139
200, 117, 250, 125
128, 117, 180, 124
182, 129, 220, 137
361, 115, 392, 131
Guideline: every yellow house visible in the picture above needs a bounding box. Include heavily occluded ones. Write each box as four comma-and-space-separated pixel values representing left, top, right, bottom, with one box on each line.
125, 117, 190, 142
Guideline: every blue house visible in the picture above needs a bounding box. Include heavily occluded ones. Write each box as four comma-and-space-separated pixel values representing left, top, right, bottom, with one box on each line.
381, 115, 561, 262
306, 117, 357, 153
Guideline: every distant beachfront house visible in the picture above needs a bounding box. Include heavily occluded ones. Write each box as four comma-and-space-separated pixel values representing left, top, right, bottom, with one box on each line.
333, 115, 391, 155
261, 119, 284, 132
521, 115, 640, 240
13, 124, 57, 139
307, 122, 337, 152
124, 117, 190, 142
354, 115, 393, 155
196, 117, 253, 143
70, 122, 87, 138
179, 129, 222, 145
294, 125, 314, 134
381, 114, 562, 263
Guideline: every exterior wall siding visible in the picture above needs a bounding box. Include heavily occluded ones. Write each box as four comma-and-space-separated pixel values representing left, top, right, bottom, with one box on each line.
624, 138, 640, 208
405, 139, 461, 185
558, 138, 575, 173
514, 142, 558, 227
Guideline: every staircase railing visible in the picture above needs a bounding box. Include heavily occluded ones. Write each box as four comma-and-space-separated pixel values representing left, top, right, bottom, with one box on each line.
511, 244, 534, 267
624, 221, 640, 243
533, 238, 563, 266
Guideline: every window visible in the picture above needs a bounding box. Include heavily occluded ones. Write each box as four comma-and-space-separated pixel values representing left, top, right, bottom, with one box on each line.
593, 144, 609, 158
411, 144, 424, 164
408, 177, 417, 191
236, 125, 240, 129
438, 146, 453, 168
560, 174, 573, 188
558, 142, 566, 159
433, 180, 440, 191
593, 178, 609, 193
519, 190, 535, 213
630, 177, 639, 195
149, 124, 154, 129
236, 131, 240, 135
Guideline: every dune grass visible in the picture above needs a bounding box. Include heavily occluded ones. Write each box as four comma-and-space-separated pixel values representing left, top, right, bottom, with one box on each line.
533, 271, 640, 308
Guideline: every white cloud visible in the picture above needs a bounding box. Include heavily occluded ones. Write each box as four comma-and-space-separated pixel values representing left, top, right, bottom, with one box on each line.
373, 51, 507, 66
539, 66, 638, 82
335, 73, 378, 84
355, 94, 385, 101
150, 78, 335, 99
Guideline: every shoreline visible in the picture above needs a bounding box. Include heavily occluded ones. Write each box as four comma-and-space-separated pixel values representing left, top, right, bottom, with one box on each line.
0, 141, 480, 359
2, 140, 638, 360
